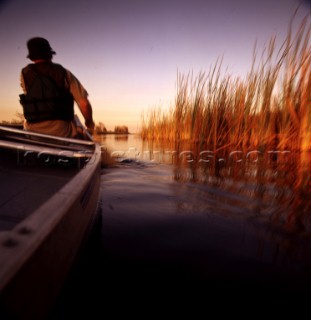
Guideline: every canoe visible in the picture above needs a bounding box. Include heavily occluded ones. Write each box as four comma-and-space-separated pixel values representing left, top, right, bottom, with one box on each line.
0, 120, 101, 319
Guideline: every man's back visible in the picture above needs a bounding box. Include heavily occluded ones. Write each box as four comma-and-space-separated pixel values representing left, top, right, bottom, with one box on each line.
20, 37, 95, 138
20, 62, 74, 123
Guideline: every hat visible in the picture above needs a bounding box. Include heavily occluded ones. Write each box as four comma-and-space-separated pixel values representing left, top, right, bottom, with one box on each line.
27, 37, 56, 60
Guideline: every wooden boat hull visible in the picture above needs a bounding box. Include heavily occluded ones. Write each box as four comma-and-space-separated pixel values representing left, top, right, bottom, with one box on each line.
0, 128, 101, 319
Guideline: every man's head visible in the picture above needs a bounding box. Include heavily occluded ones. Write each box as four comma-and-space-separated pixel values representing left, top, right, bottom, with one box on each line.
27, 37, 56, 61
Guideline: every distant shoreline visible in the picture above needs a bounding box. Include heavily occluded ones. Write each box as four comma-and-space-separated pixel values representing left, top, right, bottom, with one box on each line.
95, 132, 132, 135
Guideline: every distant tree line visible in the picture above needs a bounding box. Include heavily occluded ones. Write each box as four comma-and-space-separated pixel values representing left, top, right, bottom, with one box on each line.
0, 112, 24, 126
95, 122, 129, 134
0, 113, 129, 134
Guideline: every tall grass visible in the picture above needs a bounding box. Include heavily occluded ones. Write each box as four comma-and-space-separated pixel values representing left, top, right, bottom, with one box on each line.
140, 15, 311, 154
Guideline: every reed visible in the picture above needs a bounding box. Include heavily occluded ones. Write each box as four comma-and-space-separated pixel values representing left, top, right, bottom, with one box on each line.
140, 15, 311, 154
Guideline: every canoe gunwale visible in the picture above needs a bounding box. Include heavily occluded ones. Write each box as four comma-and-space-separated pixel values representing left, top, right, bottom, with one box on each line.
0, 141, 101, 319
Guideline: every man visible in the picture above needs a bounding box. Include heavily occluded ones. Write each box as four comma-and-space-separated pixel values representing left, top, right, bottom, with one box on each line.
20, 37, 95, 138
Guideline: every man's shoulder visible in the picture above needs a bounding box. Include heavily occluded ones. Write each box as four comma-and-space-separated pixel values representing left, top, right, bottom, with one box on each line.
22, 62, 66, 71
51, 62, 65, 68
22, 63, 34, 72
49, 62, 67, 72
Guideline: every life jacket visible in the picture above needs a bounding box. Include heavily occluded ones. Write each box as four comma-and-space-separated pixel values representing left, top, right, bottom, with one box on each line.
19, 62, 74, 123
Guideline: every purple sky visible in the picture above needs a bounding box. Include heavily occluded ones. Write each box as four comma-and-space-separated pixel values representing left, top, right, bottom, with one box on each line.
0, 0, 309, 132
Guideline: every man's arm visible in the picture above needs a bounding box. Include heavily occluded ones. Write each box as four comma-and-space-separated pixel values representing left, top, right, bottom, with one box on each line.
78, 98, 95, 132
20, 71, 27, 93
65, 70, 95, 132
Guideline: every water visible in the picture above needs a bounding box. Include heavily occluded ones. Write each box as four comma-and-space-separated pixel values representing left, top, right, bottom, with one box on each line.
52, 134, 311, 317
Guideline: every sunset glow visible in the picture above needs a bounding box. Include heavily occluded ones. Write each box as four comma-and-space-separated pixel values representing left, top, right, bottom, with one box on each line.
0, 0, 309, 132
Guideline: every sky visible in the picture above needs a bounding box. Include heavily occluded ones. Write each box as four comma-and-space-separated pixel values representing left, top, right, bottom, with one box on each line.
0, 0, 310, 132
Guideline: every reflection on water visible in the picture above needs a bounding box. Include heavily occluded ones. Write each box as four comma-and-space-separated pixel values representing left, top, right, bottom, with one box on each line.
50, 133, 311, 316
100, 134, 310, 234
114, 134, 129, 141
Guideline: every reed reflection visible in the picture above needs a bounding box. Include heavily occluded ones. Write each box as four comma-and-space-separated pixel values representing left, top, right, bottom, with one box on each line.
114, 134, 129, 141
142, 138, 310, 232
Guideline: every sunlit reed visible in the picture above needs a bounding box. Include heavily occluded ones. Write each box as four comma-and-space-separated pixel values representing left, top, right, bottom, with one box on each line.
140, 15, 311, 155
